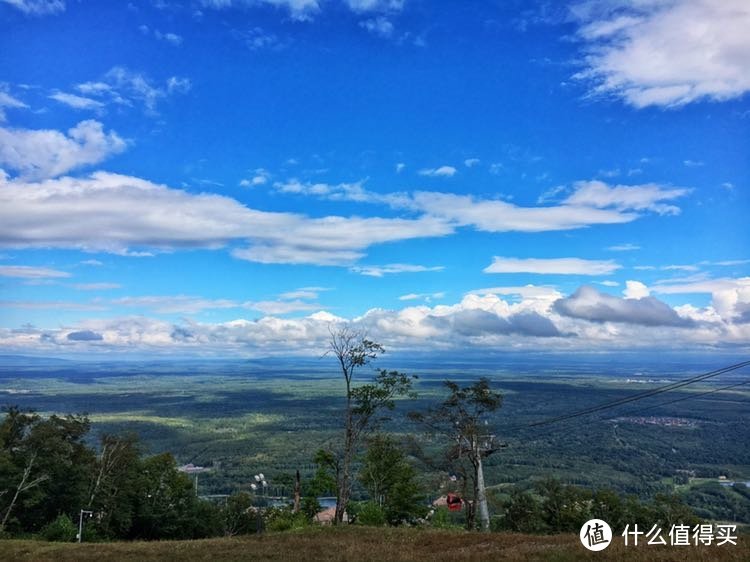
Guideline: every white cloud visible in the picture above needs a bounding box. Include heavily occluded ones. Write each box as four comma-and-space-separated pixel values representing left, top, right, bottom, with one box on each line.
278, 287, 328, 300
72, 282, 121, 290
466, 285, 563, 302
49, 92, 105, 110
395, 162, 405, 173
240, 168, 270, 187
563, 180, 688, 215
554, 285, 693, 327
0, 89, 28, 122
409, 191, 634, 232
607, 243, 640, 251
201, 0, 321, 21
0, 121, 126, 180
0, 0, 64, 15
3, 281, 749, 355
683, 159, 704, 167
573, 0, 750, 107
623, 280, 650, 299
484, 256, 621, 276
652, 277, 750, 296
155, 30, 183, 46
75, 67, 191, 115
418, 165, 457, 177
599, 280, 619, 287
0, 300, 106, 311
351, 263, 444, 277
267, 178, 684, 234
359, 16, 394, 38
464, 158, 480, 168
0, 171, 453, 266
662, 264, 699, 272
345, 0, 403, 12
398, 292, 445, 302
0, 265, 70, 279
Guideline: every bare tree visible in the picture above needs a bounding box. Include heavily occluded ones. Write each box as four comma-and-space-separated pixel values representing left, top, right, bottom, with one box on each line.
326, 326, 415, 524
409, 378, 503, 531
0, 451, 49, 532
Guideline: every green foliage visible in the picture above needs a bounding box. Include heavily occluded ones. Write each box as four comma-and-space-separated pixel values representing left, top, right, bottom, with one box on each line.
351, 501, 387, 526
264, 506, 309, 532
496, 489, 544, 533
429, 506, 461, 529
358, 435, 426, 525
494, 480, 702, 534
40, 514, 77, 542
223, 492, 256, 536
0, 407, 94, 534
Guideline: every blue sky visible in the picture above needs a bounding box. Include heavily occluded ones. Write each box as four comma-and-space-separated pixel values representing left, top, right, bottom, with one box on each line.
0, 0, 748, 356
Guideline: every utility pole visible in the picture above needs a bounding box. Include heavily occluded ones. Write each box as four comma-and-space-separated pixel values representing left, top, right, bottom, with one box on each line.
77, 510, 93, 543
474, 439, 490, 531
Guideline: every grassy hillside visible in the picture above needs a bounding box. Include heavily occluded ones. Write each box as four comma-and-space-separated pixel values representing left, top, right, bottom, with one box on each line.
2, 527, 748, 561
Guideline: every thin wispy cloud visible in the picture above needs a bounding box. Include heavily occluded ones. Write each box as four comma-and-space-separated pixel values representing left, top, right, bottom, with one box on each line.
484, 257, 621, 276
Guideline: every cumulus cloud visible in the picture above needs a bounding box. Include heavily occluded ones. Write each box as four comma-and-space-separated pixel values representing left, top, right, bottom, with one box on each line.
0, 171, 453, 265
1, 0, 64, 15
0, 121, 126, 180
240, 168, 270, 187
553, 285, 692, 327
0, 265, 70, 279
484, 257, 620, 276
2, 281, 748, 355
623, 280, 650, 299
66, 329, 103, 341
573, 0, 750, 107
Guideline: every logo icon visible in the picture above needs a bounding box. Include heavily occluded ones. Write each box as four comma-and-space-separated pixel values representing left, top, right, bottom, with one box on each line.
580, 518, 613, 551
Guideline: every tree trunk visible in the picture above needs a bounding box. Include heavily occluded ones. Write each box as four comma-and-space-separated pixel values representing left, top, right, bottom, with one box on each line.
293, 470, 301, 514
1, 452, 47, 532
335, 380, 354, 525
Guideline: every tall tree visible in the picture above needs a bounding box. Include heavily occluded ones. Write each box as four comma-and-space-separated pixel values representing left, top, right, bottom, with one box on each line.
409, 378, 502, 531
326, 326, 415, 524
358, 434, 425, 525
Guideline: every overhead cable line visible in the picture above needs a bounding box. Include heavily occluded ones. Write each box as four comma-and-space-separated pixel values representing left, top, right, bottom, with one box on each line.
614, 379, 750, 419
509, 360, 750, 430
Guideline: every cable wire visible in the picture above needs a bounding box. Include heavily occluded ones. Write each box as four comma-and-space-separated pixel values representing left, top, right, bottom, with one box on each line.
512, 360, 750, 429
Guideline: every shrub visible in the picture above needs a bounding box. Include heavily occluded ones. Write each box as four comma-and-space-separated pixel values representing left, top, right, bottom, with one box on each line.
41, 514, 78, 542
264, 507, 309, 532
354, 501, 387, 526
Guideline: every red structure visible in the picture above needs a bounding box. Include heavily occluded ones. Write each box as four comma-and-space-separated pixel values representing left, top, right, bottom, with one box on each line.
446, 493, 463, 511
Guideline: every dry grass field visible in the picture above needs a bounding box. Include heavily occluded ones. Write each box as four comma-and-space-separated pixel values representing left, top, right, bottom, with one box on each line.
1, 527, 748, 562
